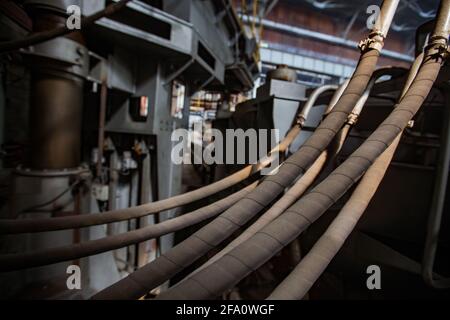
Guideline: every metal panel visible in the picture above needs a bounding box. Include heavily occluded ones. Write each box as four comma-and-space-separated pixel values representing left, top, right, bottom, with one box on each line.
93, 1, 194, 57
257, 78, 307, 102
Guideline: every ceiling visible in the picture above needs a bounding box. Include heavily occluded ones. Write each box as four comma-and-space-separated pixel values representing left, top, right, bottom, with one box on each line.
275, 0, 440, 54
282, 0, 440, 34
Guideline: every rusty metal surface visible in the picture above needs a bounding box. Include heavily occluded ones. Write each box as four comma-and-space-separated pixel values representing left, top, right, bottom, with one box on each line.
29, 73, 83, 169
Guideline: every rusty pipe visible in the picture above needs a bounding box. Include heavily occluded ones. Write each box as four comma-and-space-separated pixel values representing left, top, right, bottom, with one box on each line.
29, 73, 83, 169
27, 7, 86, 170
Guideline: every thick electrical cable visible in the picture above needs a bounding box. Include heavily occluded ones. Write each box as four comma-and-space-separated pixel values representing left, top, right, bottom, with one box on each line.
185, 67, 399, 279
0, 182, 257, 272
154, 6, 447, 299
93, 45, 385, 300
267, 134, 401, 299
0, 121, 300, 234
188, 151, 328, 276
267, 56, 425, 298
0, 84, 339, 270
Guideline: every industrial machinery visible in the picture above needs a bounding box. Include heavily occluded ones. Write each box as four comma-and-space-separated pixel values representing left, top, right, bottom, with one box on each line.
0, 0, 450, 302
0, 0, 259, 298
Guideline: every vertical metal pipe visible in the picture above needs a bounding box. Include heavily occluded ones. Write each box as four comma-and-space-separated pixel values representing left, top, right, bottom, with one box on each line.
97, 81, 107, 178
422, 86, 450, 288
28, 10, 85, 170
374, 0, 401, 38
30, 74, 83, 169
433, 0, 450, 40
0, 63, 4, 169
421, 0, 450, 289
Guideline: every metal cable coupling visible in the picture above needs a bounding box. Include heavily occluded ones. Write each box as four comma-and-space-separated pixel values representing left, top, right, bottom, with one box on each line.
358, 31, 385, 53
296, 115, 306, 127
426, 36, 449, 60
346, 113, 359, 126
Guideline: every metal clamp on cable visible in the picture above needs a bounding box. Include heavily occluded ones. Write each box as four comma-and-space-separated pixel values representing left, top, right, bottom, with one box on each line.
358, 31, 385, 53
296, 115, 306, 127
425, 36, 449, 60
346, 113, 359, 126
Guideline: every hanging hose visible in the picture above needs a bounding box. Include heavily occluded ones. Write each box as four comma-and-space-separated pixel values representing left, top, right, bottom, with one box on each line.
153, 1, 448, 301
0, 182, 257, 272
187, 147, 328, 281
90, 74, 357, 300
328, 67, 405, 159
93, 0, 398, 300
267, 134, 401, 300
0, 83, 339, 235
0, 0, 133, 53
297, 85, 339, 126
268, 39, 436, 299
324, 79, 350, 115
0, 0, 393, 236
94, 54, 380, 298
92, 44, 387, 299
0, 121, 299, 235
187, 151, 328, 277
0, 84, 338, 271
185, 67, 400, 280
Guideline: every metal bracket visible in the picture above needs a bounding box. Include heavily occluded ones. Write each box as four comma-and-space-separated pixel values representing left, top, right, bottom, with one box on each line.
195, 74, 215, 93
164, 59, 195, 86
